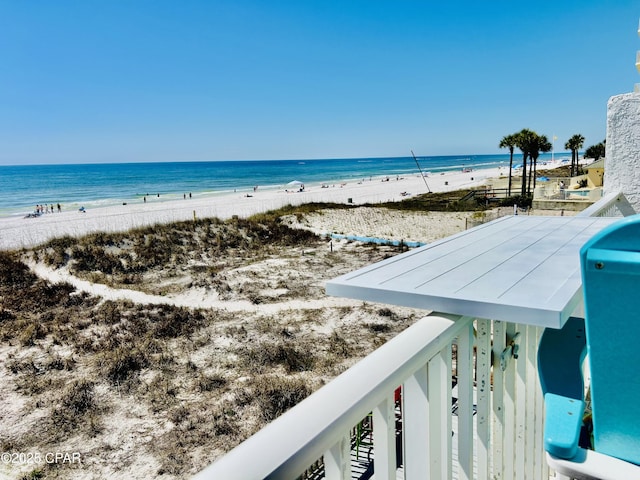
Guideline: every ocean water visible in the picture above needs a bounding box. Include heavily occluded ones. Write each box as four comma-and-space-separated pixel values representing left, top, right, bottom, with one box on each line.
0, 153, 559, 218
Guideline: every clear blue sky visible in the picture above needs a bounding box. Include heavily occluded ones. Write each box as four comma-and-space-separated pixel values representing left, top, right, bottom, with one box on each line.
1, 1, 638, 165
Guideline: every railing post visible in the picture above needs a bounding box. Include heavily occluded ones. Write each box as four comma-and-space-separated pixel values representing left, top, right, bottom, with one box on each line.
503, 323, 517, 478
532, 326, 550, 480
476, 318, 492, 480
524, 324, 537, 479
515, 325, 528, 479
403, 364, 429, 478
372, 393, 396, 480
492, 320, 506, 479
427, 347, 452, 479
324, 433, 351, 480
456, 321, 475, 480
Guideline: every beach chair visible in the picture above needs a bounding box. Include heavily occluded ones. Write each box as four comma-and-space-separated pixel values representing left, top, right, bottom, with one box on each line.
538, 214, 640, 479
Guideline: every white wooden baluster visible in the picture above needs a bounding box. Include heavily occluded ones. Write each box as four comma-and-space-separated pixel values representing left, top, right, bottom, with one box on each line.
504, 322, 517, 478
476, 318, 492, 480
426, 347, 452, 479
457, 321, 475, 480
533, 326, 550, 480
515, 324, 528, 478
403, 364, 429, 479
373, 392, 397, 480
525, 324, 537, 478
324, 433, 351, 480
493, 320, 506, 479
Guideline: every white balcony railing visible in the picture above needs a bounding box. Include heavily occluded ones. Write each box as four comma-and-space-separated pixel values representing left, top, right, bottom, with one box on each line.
194, 192, 635, 480
576, 189, 636, 218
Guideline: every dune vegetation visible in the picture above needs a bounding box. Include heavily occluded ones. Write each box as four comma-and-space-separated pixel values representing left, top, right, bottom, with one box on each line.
1, 208, 422, 479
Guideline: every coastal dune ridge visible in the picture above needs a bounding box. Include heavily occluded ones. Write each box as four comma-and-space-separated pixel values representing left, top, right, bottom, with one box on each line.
0, 165, 509, 251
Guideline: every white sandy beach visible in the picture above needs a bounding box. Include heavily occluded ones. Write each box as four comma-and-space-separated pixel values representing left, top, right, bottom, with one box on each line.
0, 166, 510, 250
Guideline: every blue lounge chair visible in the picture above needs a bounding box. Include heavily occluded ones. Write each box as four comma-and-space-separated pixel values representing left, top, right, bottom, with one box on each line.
538, 214, 640, 479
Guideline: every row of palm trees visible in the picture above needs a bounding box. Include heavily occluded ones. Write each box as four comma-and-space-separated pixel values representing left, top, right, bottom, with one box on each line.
499, 129, 585, 197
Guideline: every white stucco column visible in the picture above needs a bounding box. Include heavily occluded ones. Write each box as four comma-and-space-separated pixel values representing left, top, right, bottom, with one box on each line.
605, 92, 640, 211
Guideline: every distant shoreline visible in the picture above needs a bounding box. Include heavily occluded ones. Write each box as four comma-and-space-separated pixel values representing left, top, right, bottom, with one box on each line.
0, 166, 505, 251
0, 158, 574, 251
0, 154, 569, 219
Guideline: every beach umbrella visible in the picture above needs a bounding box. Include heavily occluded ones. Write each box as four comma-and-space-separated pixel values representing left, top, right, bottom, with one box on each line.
287, 180, 304, 187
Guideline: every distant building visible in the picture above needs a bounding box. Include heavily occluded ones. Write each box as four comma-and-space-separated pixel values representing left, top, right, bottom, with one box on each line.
585, 159, 604, 188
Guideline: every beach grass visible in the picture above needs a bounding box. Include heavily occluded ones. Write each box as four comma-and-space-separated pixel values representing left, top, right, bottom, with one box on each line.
1, 210, 426, 479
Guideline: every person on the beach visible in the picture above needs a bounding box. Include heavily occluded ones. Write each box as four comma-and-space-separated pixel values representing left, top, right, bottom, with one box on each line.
57, 203, 61, 212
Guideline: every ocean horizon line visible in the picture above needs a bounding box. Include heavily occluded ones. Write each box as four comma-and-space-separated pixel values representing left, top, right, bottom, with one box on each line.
0, 151, 574, 168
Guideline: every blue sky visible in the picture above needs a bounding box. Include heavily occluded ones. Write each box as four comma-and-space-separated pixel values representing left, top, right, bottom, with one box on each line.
1, 1, 638, 165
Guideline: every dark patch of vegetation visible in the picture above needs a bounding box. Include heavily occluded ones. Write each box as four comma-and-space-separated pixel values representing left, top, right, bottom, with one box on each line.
239, 340, 316, 374
71, 245, 127, 274
250, 375, 314, 422
19, 469, 46, 480
196, 372, 227, 392
51, 380, 100, 432
41, 235, 77, 267
0, 251, 38, 288
373, 188, 491, 212
98, 346, 149, 384
12, 367, 65, 396
327, 331, 356, 358
365, 322, 392, 333
148, 305, 207, 339
0, 252, 98, 344
156, 404, 239, 476
499, 194, 532, 209
91, 300, 125, 324
377, 307, 397, 319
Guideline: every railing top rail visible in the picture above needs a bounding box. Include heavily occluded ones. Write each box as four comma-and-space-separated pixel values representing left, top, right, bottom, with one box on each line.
578, 189, 636, 217
194, 313, 472, 480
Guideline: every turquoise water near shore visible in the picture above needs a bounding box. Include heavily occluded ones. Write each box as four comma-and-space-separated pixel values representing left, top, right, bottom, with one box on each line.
0, 154, 560, 217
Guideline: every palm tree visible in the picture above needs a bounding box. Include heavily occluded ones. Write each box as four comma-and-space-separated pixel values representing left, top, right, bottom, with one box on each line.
529, 134, 552, 192
515, 129, 535, 197
565, 134, 585, 176
585, 140, 605, 161
499, 134, 518, 196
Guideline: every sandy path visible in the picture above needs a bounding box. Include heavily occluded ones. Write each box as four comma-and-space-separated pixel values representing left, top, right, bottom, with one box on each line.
28, 261, 359, 313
